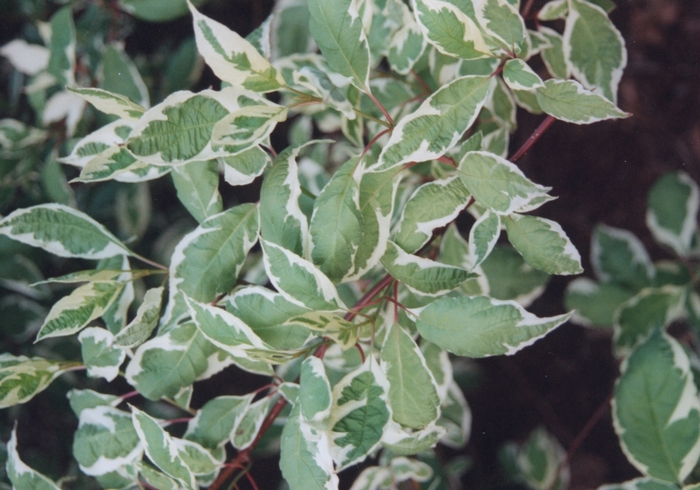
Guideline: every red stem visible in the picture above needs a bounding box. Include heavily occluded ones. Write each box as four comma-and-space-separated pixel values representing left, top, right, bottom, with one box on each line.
367, 92, 395, 127
509, 115, 556, 162
362, 127, 391, 157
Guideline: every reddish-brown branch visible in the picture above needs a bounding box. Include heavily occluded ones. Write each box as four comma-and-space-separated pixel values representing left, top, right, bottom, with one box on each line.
561, 392, 613, 471
345, 274, 395, 322
363, 127, 391, 157
509, 115, 556, 162
367, 91, 395, 127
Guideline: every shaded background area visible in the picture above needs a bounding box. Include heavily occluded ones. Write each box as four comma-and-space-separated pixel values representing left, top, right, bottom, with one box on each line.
1, 0, 700, 488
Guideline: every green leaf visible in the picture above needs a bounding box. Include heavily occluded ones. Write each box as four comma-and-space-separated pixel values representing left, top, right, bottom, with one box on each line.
136, 462, 180, 490
261, 239, 346, 311
539, 27, 569, 80
613, 331, 700, 484
504, 214, 583, 275
113, 287, 164, 348
47, 6, 75, 87
0, 354, 78, 409
592, 224, 654, 290
564, 278, 634, 327
225, 286, 311, 350
171, 160, 223, 223
613, 286, 686, 355
381, 323, 441, 429
436, 381, 471, 448
307, 0, 371, 90
73, 405, 143, 476
130, 406, 197, 490
231, 397, 271, 449
509, 427, 568, 490
481, 244, 550, 305
119, 0, 204, 22
412, 0, 490, 60
538, 0, 567, 21
535, 79, 628, 124
328, 360, 392, 469
172, 438, 223, 476
646, 172, 699, 257
564, 0, 626, 102
69, 87, 145, 122
381, 240, 473, 296
0, 204, 132, 259
285, 311, 358, 350
300, 356, 333, 423
468, 209, 501, 268
125, 322, 232, 400
280, 405, 338, 490
503, 59, 544, 91
162, 203, 259, 328
67, 389, 119, 416
416, 295, 572, 357
184, 394, 254, 450
188, 1, 284, 91
371, 75, 491, 172
394, 175, 471, 254
310, 156, 364, 282
458, 151, 552, 215
211, 102, 288, 155
78, 327, 126, 382
99, 44, 150, 109
0, 119, 47, 157
473, 0, 528, 56
7, 428, 61, 490
36, 281, 124, 341
387, 1, 427, 75
221, 146, 270, 186
598, 479, 680, 490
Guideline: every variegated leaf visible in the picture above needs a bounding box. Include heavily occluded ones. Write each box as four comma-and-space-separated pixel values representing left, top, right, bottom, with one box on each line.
502, 59, 544, 91
113, 287, 164, 348
78, 327, 126, 382
535, 79, 628, 124
300, 356, 333, 423
646, 172, 699, 257
68, 87, 145, 121
7, 427, 62, 490
231, 397, 271, 450
171, 160, 223, 223
0, 354, 79, 409
221, 146, 270, 186
468, 209, 501, 268
592, 224, 654, 290
473, 0, 527, 56
184, 394, 254, 450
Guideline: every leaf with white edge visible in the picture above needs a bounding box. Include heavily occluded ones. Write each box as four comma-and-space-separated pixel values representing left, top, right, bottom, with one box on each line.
468, 209, 501, 268
505, 214, 583, 275
279, 382, 301, 405
188, 1, 284, 91
113, 287, 164, 348
564, 0, 626, 103
73, 405, 143, 476
260, 141, 328, 256
36, 281, 124, 341
539, 27, 569, 80
224, 286, 311, 350
395, 175, 471, 254
481, 245, 549, 305
285, 311, 358, 350
598, 478, 679, 490
613, 331, 700, 484
538, 0, 567, 21
7, 427, 61, 490
300, 356, 333, 423
347, 163, 400, 280
58, 119, 132, 168
171, 160, 223, 223
473, 0, 528, 56
381, 323, 441, 429
391, 456, 434, 483
78, 327, 126, 382
328, 360, 392, 469
137, 462, 180, 490
185, 296, 271, 359
125, 322, 233, 400
512, 427, 568, 490
0, 40, 49, 76
67, 389, 119, 416
437, 381, 472, 448
420, 340, 453, 402
412, 0, 490, 61
0, 119, 47, 158
536, 79, 628, 124
222, 146, 270, 186
647, 172, 699, 257
184, 394, 254, 450
211, 102, 288, 155
0, 204, 132, 259
126, 88, 259, 166
231, 397, 271, 450
503, 59, 544, 91
512, 87, 543, 114
280, 404, 339, 490
382, 240, 474, 296
527, 29, 553, 58
97, 256, 134, 335
458, 151, 553, 216
0, 354, 78, 409
416, 295, 572, 357
613, 286, 686, 356
68, 87, 146, 121
381, 420, 445, 456
371, 75, 491, 172
100, 43, 150, 109
307, 0, 371, 90
130, 406, 197, 490
162, 203, 259, 328
564, 278, 634, 327
262, 239, 346, 311
47, 5, 75, 86
387, 1, 427, 75
43, 90, 87, 137
173, 438, 223, 475
592, 224, 654, 290
349, 466, 392, 490
309, 157, 363, 282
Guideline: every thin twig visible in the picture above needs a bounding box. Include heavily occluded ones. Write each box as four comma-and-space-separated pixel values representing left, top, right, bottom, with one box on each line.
510, 115, 556, 162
